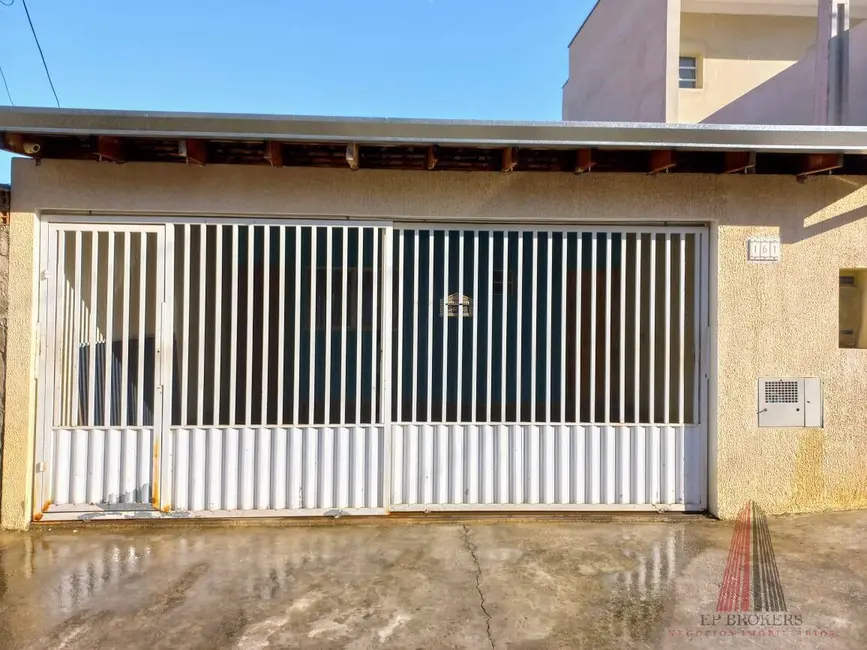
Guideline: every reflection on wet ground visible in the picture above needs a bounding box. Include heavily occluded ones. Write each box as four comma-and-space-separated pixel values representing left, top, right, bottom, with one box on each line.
0, 512, 864, 649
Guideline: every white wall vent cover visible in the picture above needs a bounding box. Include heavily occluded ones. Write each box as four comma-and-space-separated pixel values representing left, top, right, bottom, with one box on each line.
757, 378, 823, 428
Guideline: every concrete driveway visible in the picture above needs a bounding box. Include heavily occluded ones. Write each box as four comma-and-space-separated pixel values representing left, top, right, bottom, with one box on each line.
0, 511, 863, 649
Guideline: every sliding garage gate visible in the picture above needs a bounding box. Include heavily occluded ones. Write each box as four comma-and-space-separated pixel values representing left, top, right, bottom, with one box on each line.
34, 219, 708, 520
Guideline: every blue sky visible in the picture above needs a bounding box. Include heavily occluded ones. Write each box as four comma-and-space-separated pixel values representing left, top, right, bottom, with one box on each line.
0, 0, 594, 182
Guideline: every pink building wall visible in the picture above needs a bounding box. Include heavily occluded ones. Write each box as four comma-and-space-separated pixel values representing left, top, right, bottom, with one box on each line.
562, 0, 671, 122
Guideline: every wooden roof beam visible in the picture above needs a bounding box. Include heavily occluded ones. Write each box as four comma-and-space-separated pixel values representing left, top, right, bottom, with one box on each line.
426, 145, 439, 170
264, 141, 283, 167
574, 148, 595, 174
649, 150, 676, 175
798, 153, 843, 178
723, 151, 756, 174
180, 139, 207, 165
94, 136, 124, 163
502, 147, 518, 172
346, 143, 360, 170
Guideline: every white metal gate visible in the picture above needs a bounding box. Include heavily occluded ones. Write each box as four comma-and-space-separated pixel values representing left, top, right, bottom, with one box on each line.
389, 226, 708, 511
35, 219, 707, 520
35, 223, 167, 518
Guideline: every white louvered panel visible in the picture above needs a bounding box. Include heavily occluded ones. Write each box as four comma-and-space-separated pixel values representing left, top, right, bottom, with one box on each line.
48, 427, 155, 506
390, 423, 698, 510
166, 426, 385, 513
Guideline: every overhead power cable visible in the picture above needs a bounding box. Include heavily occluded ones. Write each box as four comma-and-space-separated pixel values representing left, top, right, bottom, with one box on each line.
21, 0, 60, 107
0, 63, 13, 105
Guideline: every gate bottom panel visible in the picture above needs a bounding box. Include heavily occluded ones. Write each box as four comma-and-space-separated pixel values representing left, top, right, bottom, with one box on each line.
390, 423, 705, 511
46, 427, 156, 509
166, 426, 386, 512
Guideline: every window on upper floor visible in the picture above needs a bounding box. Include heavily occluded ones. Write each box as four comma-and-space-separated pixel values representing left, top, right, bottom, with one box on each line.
679, 56, 699, 89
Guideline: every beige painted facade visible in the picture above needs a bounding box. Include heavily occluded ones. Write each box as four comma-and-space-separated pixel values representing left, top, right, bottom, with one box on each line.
4, 158, 867, 528
563, 0, 867, 125
678, 12, 817, 122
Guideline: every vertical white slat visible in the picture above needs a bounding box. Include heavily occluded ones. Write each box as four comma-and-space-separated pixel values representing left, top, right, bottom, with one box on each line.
589, 234, 597, 424
324, 227, 333, 425
241, 426, 255, 510
120, 232, 130, 427
575, 234, 582, 423
192, 427, 206, 510
87, 232, 99, 427
425, 233, 434, 423
289, 427, 302, 509
530, 232, 538, 423
411, 230, 420, 422
442, 231, 449, 421
371, 228, 379, 425
516, 233, 524, 421
664, 233, 671, 425
261, 226, 271, 424
559, 425, 570, 503
181, 225, 191, 427
456, 230, 465, 422
197, 226, 207, 426
214, 226, 224, 426
137, 233, 147, 426
634, 235, 642, 424
380, 227, 394, 508
406, 424, 418, 504
486, 231, 494, 423
396, 230, 404, 423
222, 425, 238, 511
309, 227, 318, 426
52, 231, 66, 426
497, 426, 508, 503
545, 232, 553, 423
208, 427, 223, 510
245, 226, 255, 425
513, 423, 524, 503
679, 234, 686, 424
276, 226, 286, 425
103, 233, 114, 426
621, 426, 631, 503
256, 427, 272, 509
340, 227, 349, 425
561, 233, 567, 423
356, 227, 363, 424
468, 424, 479, 503
471, 231, 479, 422
292, 227, 301, 426
452, 424, 464, 503
604, 232, 612, 423
229, 225, 239, 426
648, 234, 657, 425
500, 233, 508, 422
620, 235, 627, 423
544, 424, 554, 503
693, 233, 701, 424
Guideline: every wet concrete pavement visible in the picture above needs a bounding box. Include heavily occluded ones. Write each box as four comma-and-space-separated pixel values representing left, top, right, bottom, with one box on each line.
0, 511, 864, 649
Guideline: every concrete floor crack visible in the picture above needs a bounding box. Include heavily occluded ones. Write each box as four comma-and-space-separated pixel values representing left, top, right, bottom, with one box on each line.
461, 524, 494, 650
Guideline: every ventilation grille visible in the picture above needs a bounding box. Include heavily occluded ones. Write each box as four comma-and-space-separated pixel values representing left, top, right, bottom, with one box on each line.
765, 380, 799, 404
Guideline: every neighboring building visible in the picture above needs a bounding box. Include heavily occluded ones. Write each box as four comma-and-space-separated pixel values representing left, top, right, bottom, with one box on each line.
2, 108, 867, 529
563, 0, 867, 125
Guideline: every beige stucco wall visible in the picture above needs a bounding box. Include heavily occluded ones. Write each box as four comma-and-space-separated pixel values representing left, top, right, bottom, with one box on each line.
5, 158, 867, 527
562, 0, 676, 122
678, 12, 817, 123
